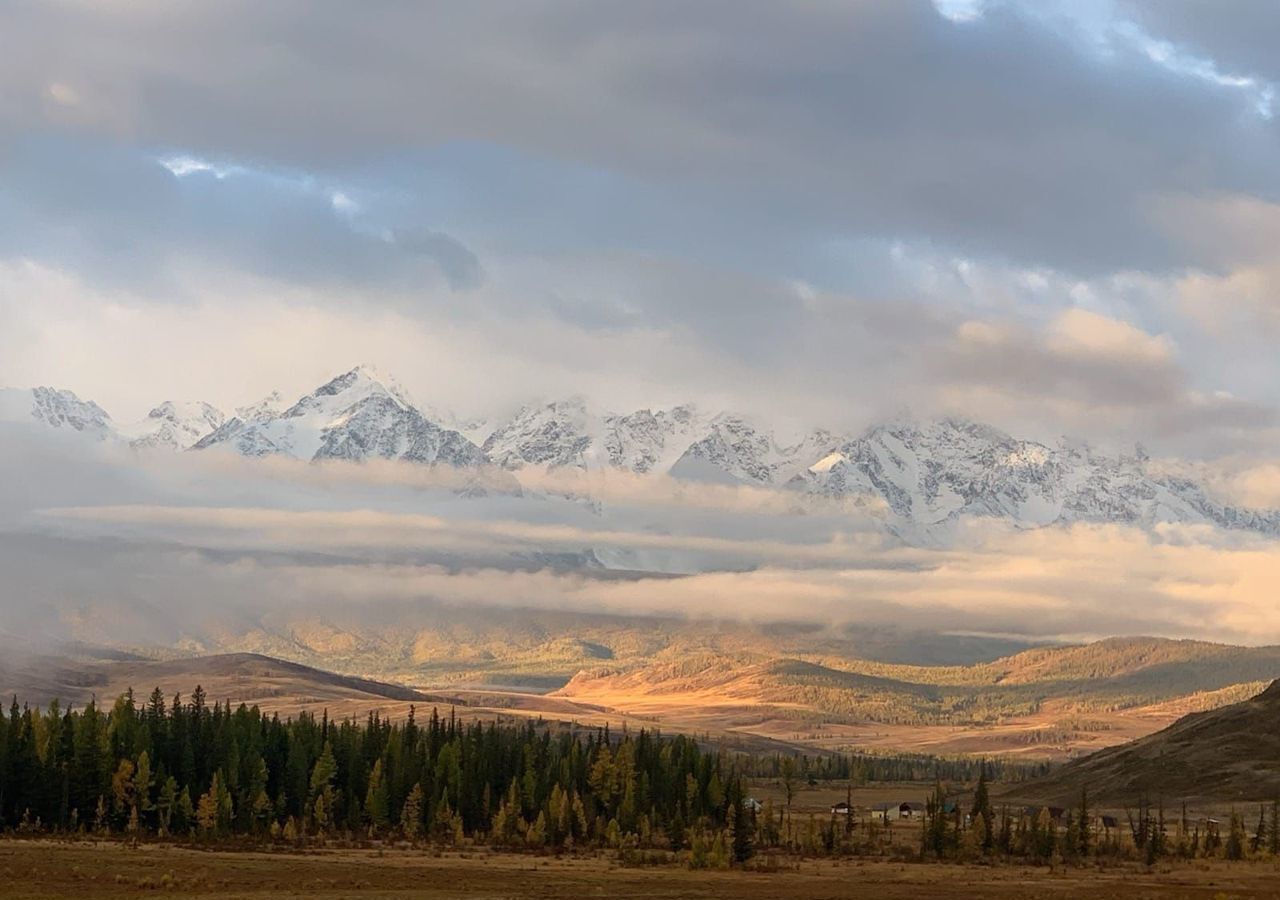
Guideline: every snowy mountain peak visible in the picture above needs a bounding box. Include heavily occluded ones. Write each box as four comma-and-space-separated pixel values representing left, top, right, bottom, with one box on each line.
127, 400, 225, 450
419, 403, 491, 445
235, 391, 286, 423
667, 413, 839, 485
0, 386, 115, 440
32, 387, 114, 435
193, 367, 483, 467
603, 403, 709, 474
290, 365, 412, 417
146, 400, 218, 422
482, 397, 599, 470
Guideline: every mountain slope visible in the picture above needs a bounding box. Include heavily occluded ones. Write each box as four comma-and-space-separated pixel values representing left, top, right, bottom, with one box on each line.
481, 397, 601, 469
603, 404, 710, 474
0, 648, 448, 711
671, 415, 838, 485
1013, 679, 1280, 805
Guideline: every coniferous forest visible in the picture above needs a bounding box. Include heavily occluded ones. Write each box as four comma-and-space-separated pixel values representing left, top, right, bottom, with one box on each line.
0, 688, 759, 859
1, 688, 1276, 870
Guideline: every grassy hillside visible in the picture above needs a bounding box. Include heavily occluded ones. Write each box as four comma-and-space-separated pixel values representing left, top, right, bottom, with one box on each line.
1011, 679, 1280, 805
101, 605, 1045, 691
7, 613, 1279, 761
0, 651, 452, 710
559, 637, 1280, 727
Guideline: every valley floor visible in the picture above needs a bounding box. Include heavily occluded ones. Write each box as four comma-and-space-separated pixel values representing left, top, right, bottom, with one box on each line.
3, 841, 1279, 900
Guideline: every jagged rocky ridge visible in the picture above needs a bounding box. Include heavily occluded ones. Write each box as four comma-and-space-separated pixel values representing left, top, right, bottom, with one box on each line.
5, 367, 1280, 540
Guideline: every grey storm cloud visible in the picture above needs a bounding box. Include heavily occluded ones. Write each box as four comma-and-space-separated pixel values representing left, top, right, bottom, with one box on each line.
2, 0, 1278, 278
0, 137, 483, 295
1121, 0, 1280, 85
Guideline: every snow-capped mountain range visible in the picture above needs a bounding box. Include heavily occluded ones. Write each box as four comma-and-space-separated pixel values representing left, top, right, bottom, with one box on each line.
788, 418, 1280, 539
4, 365, 1278, 541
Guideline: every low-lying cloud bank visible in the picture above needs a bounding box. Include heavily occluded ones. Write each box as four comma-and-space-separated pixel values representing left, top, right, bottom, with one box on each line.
32, 511, 1280, 643
2, 430, 1280, 649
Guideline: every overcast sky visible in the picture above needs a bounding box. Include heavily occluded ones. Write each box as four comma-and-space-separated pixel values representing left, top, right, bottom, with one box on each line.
9, 1, 1280, 649
4, 0, 1280, 452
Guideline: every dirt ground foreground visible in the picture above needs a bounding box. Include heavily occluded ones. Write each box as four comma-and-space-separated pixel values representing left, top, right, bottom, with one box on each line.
2, 841, 1279, 900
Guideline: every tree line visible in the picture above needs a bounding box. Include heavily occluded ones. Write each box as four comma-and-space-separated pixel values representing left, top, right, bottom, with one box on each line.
909, 773, 1280, 865
0, 688, 751, 860
742, 749, 1050, 785
1, 688, 1273, 869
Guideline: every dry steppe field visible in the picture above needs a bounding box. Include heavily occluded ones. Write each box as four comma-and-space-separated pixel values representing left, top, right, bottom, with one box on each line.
2, 841, 1279, 900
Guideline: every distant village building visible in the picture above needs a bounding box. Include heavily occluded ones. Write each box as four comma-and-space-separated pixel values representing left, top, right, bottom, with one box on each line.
940, 800, 970, 825
870, 802, 896, 823
1022, 805, 1066, 825
830, 801, 853, 816
899, 801, 926, 819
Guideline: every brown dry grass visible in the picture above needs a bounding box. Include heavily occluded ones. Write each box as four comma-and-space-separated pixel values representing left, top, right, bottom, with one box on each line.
7, 639, 1275, 762
550, 676, 1186, 761
2, 840, 1279, 900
